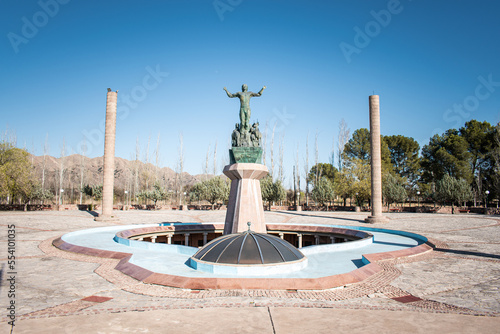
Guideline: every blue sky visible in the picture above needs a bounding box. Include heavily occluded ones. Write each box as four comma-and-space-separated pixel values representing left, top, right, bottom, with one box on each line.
1, 0, 500, 186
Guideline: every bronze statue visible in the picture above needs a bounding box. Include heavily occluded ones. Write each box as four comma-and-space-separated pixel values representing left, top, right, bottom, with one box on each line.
250, 122, 262, 147
231, 123, 241, 147
224, 84, 266, 132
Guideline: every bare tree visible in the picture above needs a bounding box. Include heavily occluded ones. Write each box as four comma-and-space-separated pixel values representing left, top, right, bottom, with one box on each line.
330, 135, 335, 167
58, 138, 66, 205
177, 133, 184, 207
79, 138, 87, 204
134, 136, 140, 201
30, 138, 35, 166
269, 122, 277, 179
337, 118, 350, 171
262, 121, 268, 166
213, 140, 218, 176
2, 126, 17, 145
278, 133, 285, 183
222, 138, 230, 168
303, 132, 309, 206
205, 143, 211, 179
144, 134, 151, 189
295, 142, 300, 205
41, 133, 49, 192
155, 133, 161, 183
315, 130, 319, 185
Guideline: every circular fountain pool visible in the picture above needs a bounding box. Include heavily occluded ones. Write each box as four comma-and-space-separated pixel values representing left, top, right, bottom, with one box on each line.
54, 221, 432, 290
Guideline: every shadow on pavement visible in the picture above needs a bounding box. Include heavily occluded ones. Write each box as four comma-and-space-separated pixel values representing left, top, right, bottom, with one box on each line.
275, 210, 365, 223
435, 248, 500, 260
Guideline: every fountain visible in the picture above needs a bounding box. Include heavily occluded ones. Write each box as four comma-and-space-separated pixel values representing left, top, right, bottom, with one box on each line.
52, 88, 434, 290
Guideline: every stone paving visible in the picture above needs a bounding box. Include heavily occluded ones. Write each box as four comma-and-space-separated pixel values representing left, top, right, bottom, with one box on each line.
1, 210, 499, 332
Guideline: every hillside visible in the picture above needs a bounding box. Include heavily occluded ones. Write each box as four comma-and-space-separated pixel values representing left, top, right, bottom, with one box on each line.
31, 154, 212, 199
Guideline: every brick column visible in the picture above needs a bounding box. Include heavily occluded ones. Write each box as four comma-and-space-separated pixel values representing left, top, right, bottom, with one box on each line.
96, 88, 119, 222
365, 95, 389, 224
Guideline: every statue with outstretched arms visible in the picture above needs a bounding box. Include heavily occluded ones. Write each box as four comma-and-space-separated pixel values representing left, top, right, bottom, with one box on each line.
223, 84, 266, 132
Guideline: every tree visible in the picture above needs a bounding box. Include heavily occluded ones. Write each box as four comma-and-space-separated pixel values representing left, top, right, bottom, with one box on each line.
491, 123, 500, 198
30, 185, 54, 205
343, 128, 371, 162
138, 182, 168, 209
436, 174, 473, 213
459, 120, 495, 204
383, 173, 408, 210
311, 176, 335, 209
176, 133, 185, 207
308, 163, 338, 185
82, 184, 103, 202
337, 118, 350, 171
342, 128, 391, 170
350, 158, 371, 207
260, 176, 286, 210
303, 132, 310, 206
421, 129, 472, 184
57, 139, 66, 205
203, 176, 230, 209
0, 142, 40, 210
189, 176, 229, 209
384, 135, 421, 185
334, 169, 354, 206
79, 138, 87, 205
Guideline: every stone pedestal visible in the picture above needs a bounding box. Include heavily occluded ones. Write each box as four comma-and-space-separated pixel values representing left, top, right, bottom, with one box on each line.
223, 163, 268, 234
365, 95, 389, 224
229, 147, 263, 164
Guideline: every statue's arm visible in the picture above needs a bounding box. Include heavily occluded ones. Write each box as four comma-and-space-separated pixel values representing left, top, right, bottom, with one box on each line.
252, 86, 266, 97
223, 87, 236, 98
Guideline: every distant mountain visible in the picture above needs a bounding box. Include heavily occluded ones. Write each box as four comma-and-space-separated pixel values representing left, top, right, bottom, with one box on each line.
31, 154, 213, 197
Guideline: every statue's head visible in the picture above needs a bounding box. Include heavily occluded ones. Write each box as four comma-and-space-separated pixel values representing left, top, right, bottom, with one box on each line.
235, 123, 239, 129
242, 84, 248, 92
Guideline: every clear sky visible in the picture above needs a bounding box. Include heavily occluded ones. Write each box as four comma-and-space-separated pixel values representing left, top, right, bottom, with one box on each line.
1, 0, 500, 186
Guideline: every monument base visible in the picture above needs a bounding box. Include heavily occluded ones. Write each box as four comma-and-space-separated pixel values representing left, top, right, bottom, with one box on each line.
223, 163, 268, 234
229, 147, 263, 164
364, 215, 390, 224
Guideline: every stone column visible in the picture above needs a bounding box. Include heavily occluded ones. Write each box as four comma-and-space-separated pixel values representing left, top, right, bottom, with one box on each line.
95, 89, 119, 222
223, 163, 268, 234
365, 95, 389, 224
298, 234, 303, 248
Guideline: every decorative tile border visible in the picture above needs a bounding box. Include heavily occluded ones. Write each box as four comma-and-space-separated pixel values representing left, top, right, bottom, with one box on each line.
50, 223, 434, 290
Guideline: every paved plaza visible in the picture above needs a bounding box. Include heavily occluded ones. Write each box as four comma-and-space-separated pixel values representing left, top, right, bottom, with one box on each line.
1, 210, 499, 333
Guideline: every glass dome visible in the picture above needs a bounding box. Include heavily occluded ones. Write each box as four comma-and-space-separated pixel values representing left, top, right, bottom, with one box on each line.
191, 230, 305, 265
